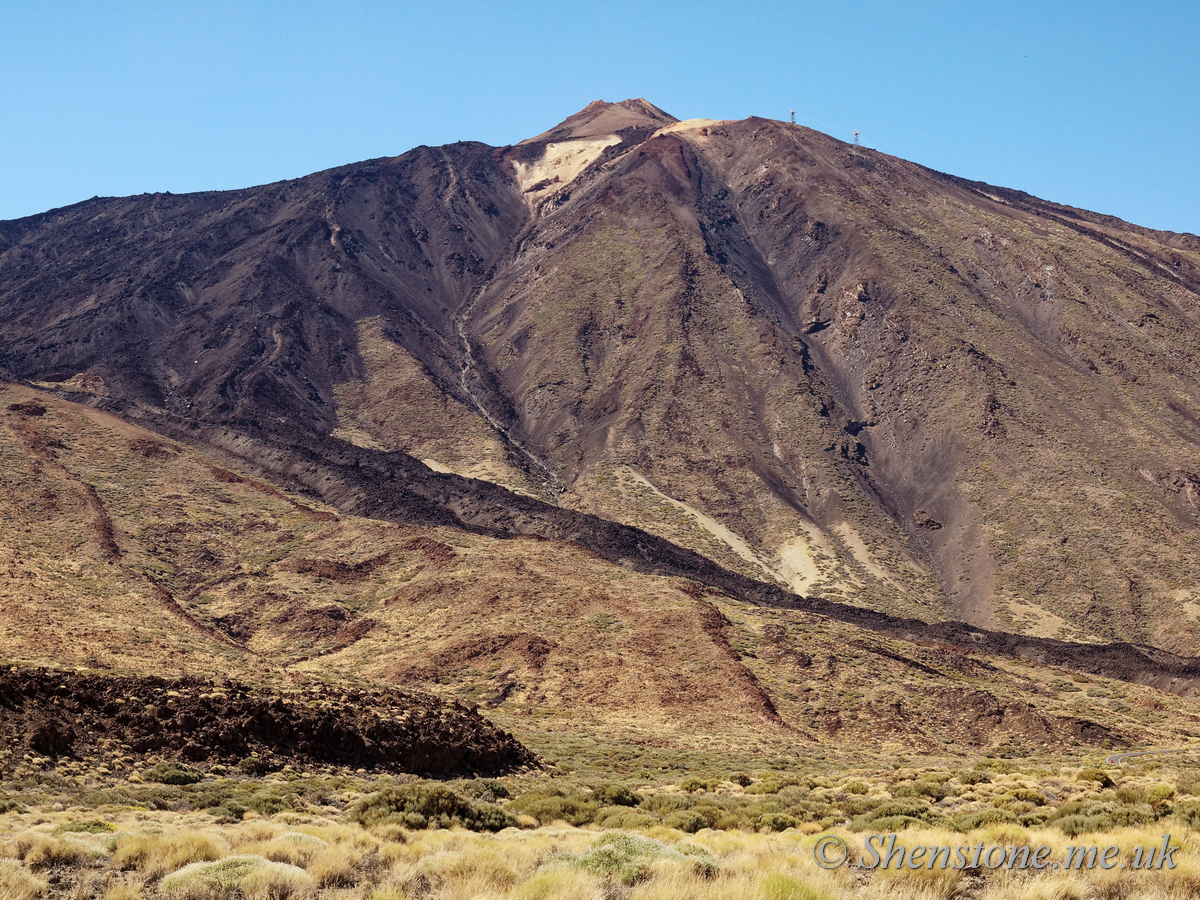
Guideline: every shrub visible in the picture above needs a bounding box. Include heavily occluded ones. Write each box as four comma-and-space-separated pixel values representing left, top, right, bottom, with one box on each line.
1056, 814, 1113, 837
145, 762, 204, 786
1076, 768, 1115, 788
957, 770, 991, 785
728, 773, 753, 787
758, 813, 799, 832
592, 783, 641, 807
1150, 784, 1177, 803
1116, 785, 1148, 805
744, 782, 781, 795
545, 833, 717, 885
459, 778, 511, 802
869, 815, 925, 832
953, 809, 1019, 832
0, 799, 29, 814
351, 784, 516, 832
1175, 801, 1200, 830
894, 780, 953, 801
663, 810, 708, 833
679, 777, 711, 794
641, 793, 695, 816
54, 819, 116, 834
0, 859, 46, 900
849, 798, 949, 832
1109, 804, 1154, 827
238, 757, 269, 776
593, 807, 659, 829
1002, 789, 1046, 806
843, 780, 868, 795
245, 792, 290, 816
160, 854, 314, 900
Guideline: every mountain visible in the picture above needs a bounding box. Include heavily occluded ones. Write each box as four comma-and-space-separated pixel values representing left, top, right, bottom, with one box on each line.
6, 380, 1200, 759
3, 98, 1200, 711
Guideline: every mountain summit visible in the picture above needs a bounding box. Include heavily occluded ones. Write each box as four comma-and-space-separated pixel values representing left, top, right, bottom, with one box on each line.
519, 98, 678, 144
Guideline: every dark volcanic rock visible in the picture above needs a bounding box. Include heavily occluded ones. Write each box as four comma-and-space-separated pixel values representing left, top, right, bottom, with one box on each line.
0, 667, 537, 775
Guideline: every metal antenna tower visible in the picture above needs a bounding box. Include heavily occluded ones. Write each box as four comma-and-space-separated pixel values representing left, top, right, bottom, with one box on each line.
790, 109, 796, 125
853, 130, 860, 146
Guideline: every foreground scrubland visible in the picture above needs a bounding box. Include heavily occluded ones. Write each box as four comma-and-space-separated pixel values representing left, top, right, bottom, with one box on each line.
7, 751, 1200, 898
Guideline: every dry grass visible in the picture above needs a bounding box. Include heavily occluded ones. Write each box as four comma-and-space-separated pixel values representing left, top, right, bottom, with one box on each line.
4, 804, 1200, 899
111, 830, 227, 877
0, 858, 47, 900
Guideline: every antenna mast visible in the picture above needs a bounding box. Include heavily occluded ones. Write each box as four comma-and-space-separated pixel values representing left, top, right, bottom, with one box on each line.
853, 130, 860, 146
790, 109, 796, 125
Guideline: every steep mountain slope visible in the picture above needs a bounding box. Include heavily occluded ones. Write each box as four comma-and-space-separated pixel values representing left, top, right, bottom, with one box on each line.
8, 382, 1200, 759
3, 100, 1200, 652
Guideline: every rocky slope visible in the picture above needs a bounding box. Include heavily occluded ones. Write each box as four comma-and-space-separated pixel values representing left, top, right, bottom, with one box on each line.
2, 99, 1200, 656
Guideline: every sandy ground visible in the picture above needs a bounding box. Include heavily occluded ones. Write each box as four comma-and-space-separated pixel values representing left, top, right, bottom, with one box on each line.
618, 466, 778, 581
513, 137, 620, 207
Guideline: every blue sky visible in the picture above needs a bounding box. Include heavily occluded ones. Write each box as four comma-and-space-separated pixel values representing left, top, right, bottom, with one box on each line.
3, 0, 1196, 233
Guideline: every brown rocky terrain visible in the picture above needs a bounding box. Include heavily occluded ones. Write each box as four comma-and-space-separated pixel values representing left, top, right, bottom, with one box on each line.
3, 380, 1200, 762
4, 100, 1200, 765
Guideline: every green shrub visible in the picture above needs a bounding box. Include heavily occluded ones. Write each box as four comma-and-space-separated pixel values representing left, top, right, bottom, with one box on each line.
0, 799, 29, 814
592, 783, 641, 807
54, 819, 115, 834
508, 790, 598, 827
1174, 801, 1200, 830
1109, 805, 1154, 827
679, 777, 711, 794
953, 809, 1019, 832
545, 833, 717, 885
849, 798, 949, 832
868, 815, 925, 832
957, 770, 991, 785
246, 792, 290, 816
1076, 768, 1115, 788
237, 757, 269, 776
1150, 784, 1177, 803
1116, 785, 1148, 805
841, 797, 878, 817
1056, 814, 1113, 837
893, 780, 953, 801
460, 778, 510, 801
843, 781, 868, 795
1003, 789, 1046, 806
144, 761, 203, 786
641, 793, 695, 815
728, 773, 753, 787
350, 784, 516, 832
594, 807, 660, 829
664, 810, 707, 833
758, 813, 799, 832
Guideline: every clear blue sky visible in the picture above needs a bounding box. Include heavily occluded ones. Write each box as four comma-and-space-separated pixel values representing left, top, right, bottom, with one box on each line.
3, 0, 1196, 234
